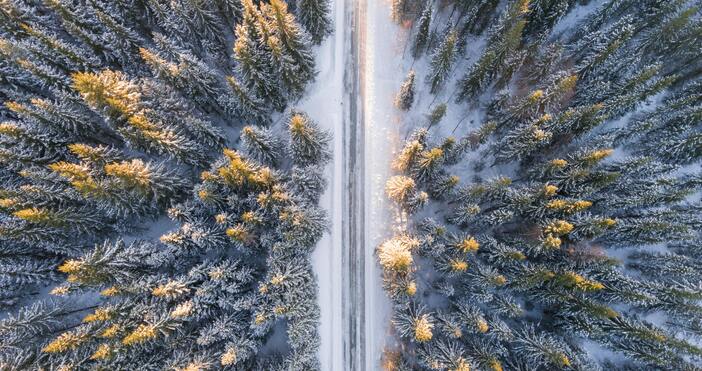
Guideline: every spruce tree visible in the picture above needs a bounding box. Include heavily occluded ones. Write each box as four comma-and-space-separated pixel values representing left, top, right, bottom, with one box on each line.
456, 0, 529, 101
395, 70, 416, 110
241, 125, 284, 166
234, 0, 286, 110
298, 0, 333, 44
428, 29, 458, 94
412, 2, 432, 58
287, 112, 331, 166
225, 75, 270, 124
427, 103, 447, 126
264, 0, 316, 98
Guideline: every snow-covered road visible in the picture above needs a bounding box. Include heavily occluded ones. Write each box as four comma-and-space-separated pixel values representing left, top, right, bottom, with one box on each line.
300, 0, 346, 368
307, 0, 406, 368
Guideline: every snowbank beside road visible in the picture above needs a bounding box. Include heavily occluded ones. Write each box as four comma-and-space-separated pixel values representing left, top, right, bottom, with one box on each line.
362, 0, 407, 367
301, 0, 345, 368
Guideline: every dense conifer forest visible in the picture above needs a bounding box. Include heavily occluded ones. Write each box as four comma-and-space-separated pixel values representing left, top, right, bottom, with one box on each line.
382, 0, 702, 369
0, 0, 332, 368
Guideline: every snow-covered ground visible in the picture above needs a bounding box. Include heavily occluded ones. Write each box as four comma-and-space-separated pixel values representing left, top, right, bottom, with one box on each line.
300, 0, 346, 368
362, 0, 409, 368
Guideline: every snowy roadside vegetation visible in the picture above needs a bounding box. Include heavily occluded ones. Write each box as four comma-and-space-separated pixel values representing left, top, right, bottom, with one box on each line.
381, 0, 702, 369
0, 0, 333, 369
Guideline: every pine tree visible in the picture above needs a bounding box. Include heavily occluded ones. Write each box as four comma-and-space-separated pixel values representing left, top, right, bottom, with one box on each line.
264, 0, 316, 98
524, 0, 573, 37
89, 3, 145, 68
572, 18, 634, 79
103, 159, 189, 204
234, 0, 286, 111
412, 146, 445, 183
513, 326, 574, 369
297, 0, 332, 44
57, 239, 159, 288
72, 70, 212, 165
15, 23, 100, 72
48, 145, 188, 217
412, 2, 432, 58
139, 44, 228, 115
289, 165, 327, 204
170, 0, 229, 58
428, 30, 457, 94
393, 303, 434, 342
458, 0, 501, 36
393, 138, 424, 173
287, 112, 331, 166
385, 175, 419, 210
456, 0, 529, 101
4, 94, 105, 142
395, 70, 416, 110
493, 114, 552, 163
241, 125, 284, 166
225, 75, 270, 124
427, 103, 447, 127
43, 0, 114, 63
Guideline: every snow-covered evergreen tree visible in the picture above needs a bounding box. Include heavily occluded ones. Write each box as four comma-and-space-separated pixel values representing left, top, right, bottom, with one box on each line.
298, 0, 333, 44
395, 69, 416, 110
428, 29, 458, 94
412, 2, 432, 58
